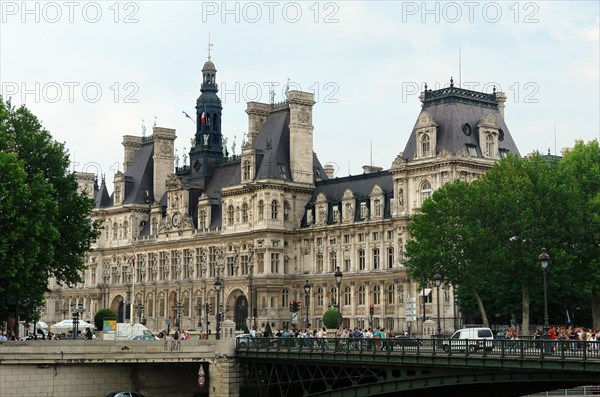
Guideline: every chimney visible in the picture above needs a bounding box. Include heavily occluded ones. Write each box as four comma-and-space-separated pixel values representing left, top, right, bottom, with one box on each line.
495, 91, 507, 118
288, 91, 316, 184
323, 164, 335, 178
245, 102, 271, 145
362, 165, 383, 174
122, 135, 143, 172
152, 127, 176, 201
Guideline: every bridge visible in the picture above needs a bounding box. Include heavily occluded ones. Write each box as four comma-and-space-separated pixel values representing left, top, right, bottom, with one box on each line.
235, 337, 600, 397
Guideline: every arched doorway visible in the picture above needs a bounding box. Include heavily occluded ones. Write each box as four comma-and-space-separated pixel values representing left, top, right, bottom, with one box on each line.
234, 295, 248, 331
110, 295, 125, 323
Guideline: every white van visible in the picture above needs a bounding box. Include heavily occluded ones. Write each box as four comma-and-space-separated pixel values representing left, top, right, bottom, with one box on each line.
442, 327, 494, 352
115, 323, 157, 340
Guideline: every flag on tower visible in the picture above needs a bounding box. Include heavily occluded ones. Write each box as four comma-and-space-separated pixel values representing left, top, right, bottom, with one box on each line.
200, 112, 206, 125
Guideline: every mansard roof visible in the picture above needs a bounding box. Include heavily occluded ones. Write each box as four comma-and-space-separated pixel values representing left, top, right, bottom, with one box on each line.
310, 171, 393, 203
254, 110, 292, 180
94, 177, 112, 208
402, 85, 520, 161
122, 142, 154, 204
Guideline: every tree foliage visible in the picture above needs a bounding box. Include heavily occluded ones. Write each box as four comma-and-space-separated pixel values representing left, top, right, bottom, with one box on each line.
406, 149, 596, 330
94, 308, 117, 330
0, 97, 101, 320
323, 309, 342, 329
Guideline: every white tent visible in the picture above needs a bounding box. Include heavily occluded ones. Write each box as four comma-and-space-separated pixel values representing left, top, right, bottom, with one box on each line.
51, 319, 95, 331
36, 320, 48, 329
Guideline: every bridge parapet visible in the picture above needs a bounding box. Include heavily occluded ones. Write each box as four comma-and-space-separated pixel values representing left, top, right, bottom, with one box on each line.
0, 339, 235, 365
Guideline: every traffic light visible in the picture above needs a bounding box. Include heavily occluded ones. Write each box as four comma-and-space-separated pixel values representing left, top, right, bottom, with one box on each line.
296, 301, 301, 312
369, 304, 374, 316
289, 300, 295, 312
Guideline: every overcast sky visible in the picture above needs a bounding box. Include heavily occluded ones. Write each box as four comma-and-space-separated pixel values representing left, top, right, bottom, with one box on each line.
1, 1, 598, 182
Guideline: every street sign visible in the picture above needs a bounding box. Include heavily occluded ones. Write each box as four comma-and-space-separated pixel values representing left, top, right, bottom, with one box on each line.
198, 364, 205, 388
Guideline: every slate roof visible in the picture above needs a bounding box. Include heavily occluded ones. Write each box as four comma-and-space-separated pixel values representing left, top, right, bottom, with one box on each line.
402, 86, 520, 161
94, 178, 112, 208
122, 142, 154, 204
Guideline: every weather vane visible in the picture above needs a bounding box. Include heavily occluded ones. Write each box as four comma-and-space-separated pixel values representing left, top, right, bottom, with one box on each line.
207, 33, 213, 60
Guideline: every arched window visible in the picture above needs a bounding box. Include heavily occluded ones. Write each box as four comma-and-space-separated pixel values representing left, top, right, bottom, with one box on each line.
258, 200, 264, 220
241, 203, 248, 223
283, 201, 290, 221
372, 284, 381, 305
316, 287, 324, 306
387, 284, 395, 304
486, 134, 495, 158
271, 200, 278, 220
421, 133, 431, 157
358, 285, 365, 305
227, 205, 234, 225
344, 286, 351, 306
421, 181, 432, 204
243, 160, 251, 180
282, 288, 289, 306
199, 210, 207, 229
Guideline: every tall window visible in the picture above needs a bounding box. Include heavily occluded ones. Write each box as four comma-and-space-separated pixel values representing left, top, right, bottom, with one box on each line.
358, 285, 365, 305
421, 133, 431, 157
257, 253, 264, 273
486, 134, 495, 157
316, 253, 323, 273
316, 287, 324, 306
258, 200, 264, 220
373, 284, 381, 305
227, 205, 234, 225
271, 253, 280, 273
358, 249, 365, 271
344, 286, 351, 306
360, 202, 368, 219
329, 251, 337, 272
373, 248, 380, 270
374, 199, 382, 217
271, 200, 278, 220
387, 284, 395, 304
332, 206, 340, 223
282, 288, 289, 306
345, 202, 353, 221
241, 203, 248, 223
387, 247, 394, 269
343, 251, 351, 272
421, 181, 432, 204
243, 160, 251, 180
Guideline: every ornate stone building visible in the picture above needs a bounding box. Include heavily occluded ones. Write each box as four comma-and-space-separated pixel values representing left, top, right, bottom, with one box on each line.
45, 60, 519, 335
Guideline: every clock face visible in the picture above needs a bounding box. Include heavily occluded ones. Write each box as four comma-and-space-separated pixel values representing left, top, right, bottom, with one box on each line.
172, 213, 181, 227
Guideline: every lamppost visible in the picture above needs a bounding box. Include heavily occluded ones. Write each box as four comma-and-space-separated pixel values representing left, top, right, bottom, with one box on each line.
61, 304, 69, 319
434, 273, 442, 339
539, 248, 550, 337
172, 301, 184, 332
303, 280, 311, 328
214, 278, 223, 340
194, 301, 203, 332
334, 266, 343, 329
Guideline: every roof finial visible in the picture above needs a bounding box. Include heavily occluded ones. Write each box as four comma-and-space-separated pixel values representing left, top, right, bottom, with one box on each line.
285, 77, 290, 99
141, 118, 146, 137
450, 76, 454, 87
269, 83, 275, 104
207, 33, 213, 60
493, 85, 496, 93
424, 82, 428, 91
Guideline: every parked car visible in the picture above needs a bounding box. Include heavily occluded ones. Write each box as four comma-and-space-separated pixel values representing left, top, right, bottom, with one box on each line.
131, 335, 159, 341
393, 335, 423, 347
105, 392, 146, 397
236, 333, 253, 347
442, 327, 494, 352
494, 331, 506, 340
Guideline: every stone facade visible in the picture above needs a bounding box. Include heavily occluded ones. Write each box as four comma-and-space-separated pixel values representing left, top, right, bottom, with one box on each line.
46, 63, 519, 338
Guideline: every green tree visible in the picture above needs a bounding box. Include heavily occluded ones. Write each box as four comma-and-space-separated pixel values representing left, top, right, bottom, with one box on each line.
0, 97, 101, 320
323, 309, 342, 329
94, 308, 117, 330
558, 140, 600, 328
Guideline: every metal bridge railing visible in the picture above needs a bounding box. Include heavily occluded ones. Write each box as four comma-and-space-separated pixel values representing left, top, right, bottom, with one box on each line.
235, 336, 600, 363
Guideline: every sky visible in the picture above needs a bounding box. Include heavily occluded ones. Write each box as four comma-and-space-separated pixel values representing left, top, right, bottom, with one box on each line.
1, 1, 599, 183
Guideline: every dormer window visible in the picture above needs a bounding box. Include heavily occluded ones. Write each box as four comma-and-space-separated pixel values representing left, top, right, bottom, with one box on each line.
421, 134, 431, 157
279, 164, 287, 179
243, 160, 251, 180
499, 148, 509, 159
466, 144, 478, 157
485, 134, 495, 158
360, 202, 368, 220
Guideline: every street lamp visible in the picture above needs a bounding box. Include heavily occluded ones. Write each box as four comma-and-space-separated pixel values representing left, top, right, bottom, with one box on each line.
214, 278, 223, 340
433, 273, 442, 339
194, 301, 203, 332
539, 248, 550, 337
172, 301, 184, 332
303, 280, 311, 328
334, 266, 343, 329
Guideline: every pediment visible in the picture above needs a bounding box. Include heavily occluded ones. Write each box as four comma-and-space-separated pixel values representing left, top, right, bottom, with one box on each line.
478, 113, 498, 129
416, 112, 438, 128
342, 189, 355, 200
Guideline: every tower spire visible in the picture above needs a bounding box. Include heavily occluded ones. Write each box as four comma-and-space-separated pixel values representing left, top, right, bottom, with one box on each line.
207, 33, 213, 60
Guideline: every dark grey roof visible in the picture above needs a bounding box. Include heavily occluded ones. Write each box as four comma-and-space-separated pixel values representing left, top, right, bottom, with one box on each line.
254, 111, 292, 180
204, 160, 241, 228
402, 87, 519, 161
123, 143, 154, 204
301, 171, 393, 225
95, 178, 112, 208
